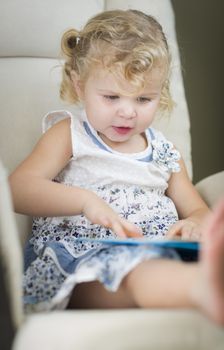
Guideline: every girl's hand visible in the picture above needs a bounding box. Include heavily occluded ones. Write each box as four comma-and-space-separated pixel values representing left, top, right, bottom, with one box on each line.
167, 219, 203, 241
82, 191, 143, 238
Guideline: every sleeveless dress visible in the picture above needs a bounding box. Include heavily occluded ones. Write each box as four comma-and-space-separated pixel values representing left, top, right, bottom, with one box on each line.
23, 109, 181, 312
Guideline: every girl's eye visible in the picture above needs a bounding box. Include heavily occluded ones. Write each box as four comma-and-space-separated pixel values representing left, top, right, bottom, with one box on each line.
137, 97, 151, 103
104, 95, 119, 100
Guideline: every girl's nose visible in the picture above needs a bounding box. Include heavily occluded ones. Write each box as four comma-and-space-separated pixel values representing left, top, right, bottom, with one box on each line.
117, 102, 137, 119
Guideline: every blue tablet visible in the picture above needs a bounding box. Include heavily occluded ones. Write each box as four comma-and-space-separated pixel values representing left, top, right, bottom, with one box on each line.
76, 237, 200, 261
76, 237, 199, 250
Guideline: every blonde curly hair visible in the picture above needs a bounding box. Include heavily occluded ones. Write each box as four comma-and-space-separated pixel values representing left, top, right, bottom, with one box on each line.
60, 9, 173, 112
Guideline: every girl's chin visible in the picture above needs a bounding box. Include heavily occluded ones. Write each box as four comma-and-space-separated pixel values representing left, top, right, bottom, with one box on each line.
99, 132, 130, 145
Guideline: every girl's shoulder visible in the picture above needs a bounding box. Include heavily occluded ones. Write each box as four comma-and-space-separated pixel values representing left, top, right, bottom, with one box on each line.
41, 109, 88, 158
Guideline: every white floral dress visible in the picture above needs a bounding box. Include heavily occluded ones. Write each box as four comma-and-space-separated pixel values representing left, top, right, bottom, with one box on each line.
23, 109, 181, 312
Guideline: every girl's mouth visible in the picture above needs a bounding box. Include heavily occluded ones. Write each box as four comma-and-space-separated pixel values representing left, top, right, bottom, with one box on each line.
112, 126, 132, 135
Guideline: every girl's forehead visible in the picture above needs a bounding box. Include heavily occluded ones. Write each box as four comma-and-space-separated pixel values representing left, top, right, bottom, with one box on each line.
86, 67, 164, 93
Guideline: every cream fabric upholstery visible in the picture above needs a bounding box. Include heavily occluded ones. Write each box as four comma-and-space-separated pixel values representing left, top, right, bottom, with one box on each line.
196, 171, 224, 207
0, 161, 23, 329
13, 310, 224, 350
0, 0, 104, 57
0, 1, 224, 349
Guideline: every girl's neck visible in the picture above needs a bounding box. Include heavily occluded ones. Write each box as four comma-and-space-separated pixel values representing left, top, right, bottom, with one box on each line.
98, 132, 148, 154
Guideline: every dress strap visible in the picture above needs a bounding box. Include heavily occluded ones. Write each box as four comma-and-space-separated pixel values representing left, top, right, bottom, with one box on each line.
42, 110, 73, 133
83, 121, 112, 153
148, 128, 155, 141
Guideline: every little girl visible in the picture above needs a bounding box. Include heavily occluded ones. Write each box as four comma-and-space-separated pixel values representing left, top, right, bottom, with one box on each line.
10, 9, 224, 324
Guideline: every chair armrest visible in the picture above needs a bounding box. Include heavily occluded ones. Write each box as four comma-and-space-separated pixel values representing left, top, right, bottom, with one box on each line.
195, 171, 224, 207
0, 161, 24, 329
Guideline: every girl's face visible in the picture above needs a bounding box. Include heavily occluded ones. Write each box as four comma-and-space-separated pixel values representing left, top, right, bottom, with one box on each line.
74, 67, 163, 151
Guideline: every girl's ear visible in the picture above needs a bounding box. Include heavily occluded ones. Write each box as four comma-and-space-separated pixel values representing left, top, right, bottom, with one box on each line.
70, 70, 84, 100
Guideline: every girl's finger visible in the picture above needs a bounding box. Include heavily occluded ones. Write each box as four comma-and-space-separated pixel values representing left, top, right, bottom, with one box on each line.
181, 226, 193, 240
121, 220, 143, 237
167, 221, 184, 238
97, 215, 111, 227
111, 221, 126, 238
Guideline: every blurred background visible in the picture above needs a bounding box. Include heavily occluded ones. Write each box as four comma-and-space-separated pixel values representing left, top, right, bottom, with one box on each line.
172, 0, 224, 183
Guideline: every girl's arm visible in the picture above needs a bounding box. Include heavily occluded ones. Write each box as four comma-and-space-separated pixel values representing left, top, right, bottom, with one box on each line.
166, 157, 210, 241
9, 118, 77, 216
9, 118, 142, 238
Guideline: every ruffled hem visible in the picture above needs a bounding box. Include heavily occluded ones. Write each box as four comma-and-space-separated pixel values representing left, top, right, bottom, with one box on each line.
23, 242, 180, 313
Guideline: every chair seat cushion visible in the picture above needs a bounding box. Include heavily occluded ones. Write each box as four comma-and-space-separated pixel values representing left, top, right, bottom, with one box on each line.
13, 309, 224, 350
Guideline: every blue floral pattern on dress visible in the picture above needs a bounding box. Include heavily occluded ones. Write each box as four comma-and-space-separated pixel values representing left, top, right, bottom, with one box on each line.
152, 139, 181, 172
23, 254, 67, 312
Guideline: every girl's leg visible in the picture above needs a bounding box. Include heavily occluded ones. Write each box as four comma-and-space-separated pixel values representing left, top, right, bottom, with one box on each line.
67, 279, 136, 309
68, 259, 198, 310
124, 259, 198, 309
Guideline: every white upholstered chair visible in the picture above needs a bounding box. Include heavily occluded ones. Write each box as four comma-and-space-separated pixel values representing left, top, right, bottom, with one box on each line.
0, 1, 224, 349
